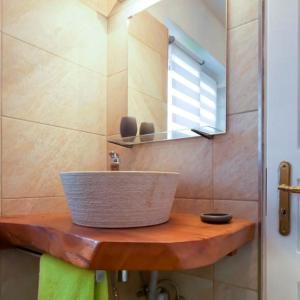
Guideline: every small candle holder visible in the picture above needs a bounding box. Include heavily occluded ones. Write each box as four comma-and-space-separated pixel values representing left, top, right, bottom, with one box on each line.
120, 116, 137, 138
139, 122, 155, 142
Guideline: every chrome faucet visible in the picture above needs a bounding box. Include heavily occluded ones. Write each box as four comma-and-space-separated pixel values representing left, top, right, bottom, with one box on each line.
109, 151, 120, 171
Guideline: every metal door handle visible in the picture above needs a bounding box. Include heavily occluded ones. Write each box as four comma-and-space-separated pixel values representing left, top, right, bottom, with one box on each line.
278, 184, 300, 193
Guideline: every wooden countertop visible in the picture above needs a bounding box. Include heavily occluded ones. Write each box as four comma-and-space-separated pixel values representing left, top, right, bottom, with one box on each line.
0, 213, 255, 271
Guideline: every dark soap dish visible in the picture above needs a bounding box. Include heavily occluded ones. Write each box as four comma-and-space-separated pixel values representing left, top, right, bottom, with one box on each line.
200, 213, 232, 224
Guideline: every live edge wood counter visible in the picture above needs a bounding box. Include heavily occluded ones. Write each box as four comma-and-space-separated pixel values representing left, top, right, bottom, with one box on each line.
0, 213, 255, 271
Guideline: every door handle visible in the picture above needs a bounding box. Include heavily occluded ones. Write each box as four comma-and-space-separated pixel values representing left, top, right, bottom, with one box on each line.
278, 184, 300, 193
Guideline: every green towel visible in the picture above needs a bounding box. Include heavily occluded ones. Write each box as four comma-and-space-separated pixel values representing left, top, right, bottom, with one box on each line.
38, 255, 109, 300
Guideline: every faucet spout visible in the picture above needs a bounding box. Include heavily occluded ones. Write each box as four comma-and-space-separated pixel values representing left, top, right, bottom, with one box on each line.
109, 151, 120, 171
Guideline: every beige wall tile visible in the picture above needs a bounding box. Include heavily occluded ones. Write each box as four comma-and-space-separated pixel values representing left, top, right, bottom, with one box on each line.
97, 0, 108, 15
108, 137, 213, 199
213, 112, 258, 200
109, 0, 160, 19
2, 35, 107, 135
228, 21, 259, 114
213, 199, 258, 222
215, 239, 259, 291
228, 0, 258, 29
128, 88, 163, 132
214, 200, 258, 290
108, 20, 128, 76
107, 71, 128, 136
81, 0, 106, 16
109, 8, 129, 31
160, 272, 213, 300
107, 0, 118, 14
128, 11, 169, 57
82, 0, 118, 16
172, 198, 212, 215
214, 282, 258, 300
128, 36, 165, 101
181, 266, 214, 281
2, 117, 107, 199
2, 197, 69, 216
2, 0, 107, 74
0, 249, 39, 300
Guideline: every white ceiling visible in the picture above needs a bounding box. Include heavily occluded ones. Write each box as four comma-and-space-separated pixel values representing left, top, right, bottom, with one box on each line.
203, 0, 226, 25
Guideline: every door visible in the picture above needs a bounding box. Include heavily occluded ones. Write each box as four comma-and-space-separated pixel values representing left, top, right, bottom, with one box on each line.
266, 0, 300, 299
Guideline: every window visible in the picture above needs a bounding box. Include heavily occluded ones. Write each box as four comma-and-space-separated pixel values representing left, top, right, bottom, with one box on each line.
168, 43, 218, 135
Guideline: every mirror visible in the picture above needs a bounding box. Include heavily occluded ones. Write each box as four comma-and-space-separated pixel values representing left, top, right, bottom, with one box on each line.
108, 0, 227, 147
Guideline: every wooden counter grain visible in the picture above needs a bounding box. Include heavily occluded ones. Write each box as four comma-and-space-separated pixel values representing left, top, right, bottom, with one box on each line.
0, 213, 255, 271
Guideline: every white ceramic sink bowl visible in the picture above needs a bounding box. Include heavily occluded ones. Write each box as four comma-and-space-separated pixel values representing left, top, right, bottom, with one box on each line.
60, 171, 179, 228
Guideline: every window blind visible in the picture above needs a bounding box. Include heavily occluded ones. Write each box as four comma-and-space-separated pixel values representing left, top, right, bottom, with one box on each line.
168, 44, 218, 134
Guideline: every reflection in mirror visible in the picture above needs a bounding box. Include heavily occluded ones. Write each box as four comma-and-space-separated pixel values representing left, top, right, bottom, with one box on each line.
108, 0, 227, 147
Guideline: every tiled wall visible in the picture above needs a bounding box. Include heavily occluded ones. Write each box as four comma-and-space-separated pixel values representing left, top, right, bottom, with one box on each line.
108, 0, 260, 299
82, 0, 118, 16
0, 0, 108, 298
107, 10, 168, 136
0, 0, 108, 214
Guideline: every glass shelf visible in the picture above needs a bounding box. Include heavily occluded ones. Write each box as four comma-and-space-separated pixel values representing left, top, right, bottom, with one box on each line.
107, 126, 225, 148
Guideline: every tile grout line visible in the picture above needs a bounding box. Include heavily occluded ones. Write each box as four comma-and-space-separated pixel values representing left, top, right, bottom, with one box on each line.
108, 68, 128, 78
2, 32, 107, 77
106, 21, 109, 170
2, 195, 65, 200
1, 3, 3, 217
2, 115, 107, 137
212, 268, 215, 300
212, 115, 216, 289
228, 109, 259, 116
212, 123, 215, 211
128, 33, 168, 60
175, 197, 213, 201
214, 198, 259, 202
175, 197, 259, 202
128, 87, 164, 103
214, 279, 258, 293
229, 18, 259, 31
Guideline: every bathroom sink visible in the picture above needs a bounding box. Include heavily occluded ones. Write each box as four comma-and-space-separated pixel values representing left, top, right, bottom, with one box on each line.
60, 171, 179, 228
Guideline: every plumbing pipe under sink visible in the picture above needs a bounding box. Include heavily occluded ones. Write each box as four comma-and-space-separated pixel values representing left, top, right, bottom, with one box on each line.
148, 271, 159, 300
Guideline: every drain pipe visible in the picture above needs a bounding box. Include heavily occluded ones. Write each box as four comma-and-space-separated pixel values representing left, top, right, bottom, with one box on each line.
148, 271, 159, 300
117, 270, 129, 283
